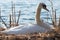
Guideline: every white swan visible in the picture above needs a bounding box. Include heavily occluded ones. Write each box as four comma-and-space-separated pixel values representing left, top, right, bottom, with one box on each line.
1, 3, 54, 35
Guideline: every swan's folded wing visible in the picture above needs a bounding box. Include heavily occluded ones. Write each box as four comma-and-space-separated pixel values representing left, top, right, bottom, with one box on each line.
1, 24, 49, 34
41, 21, 55, 30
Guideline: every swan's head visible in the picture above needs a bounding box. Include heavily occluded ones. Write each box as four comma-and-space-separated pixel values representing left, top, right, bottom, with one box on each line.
39, 3, 49, 11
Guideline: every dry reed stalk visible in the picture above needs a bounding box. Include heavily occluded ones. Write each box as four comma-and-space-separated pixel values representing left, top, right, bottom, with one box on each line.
16, 10, 21, 26
11, 2, 19, 27
53, 9, 57, 27
58, 16, 60, 27
14, 3, 16, 25
9, 14, 11, 28
0, 28, 5, 31
0, 8, 7, 27
11, 1, 16, 27
54, 9, 57, 26
48, 0, 57, 27
48, 0, 54, 25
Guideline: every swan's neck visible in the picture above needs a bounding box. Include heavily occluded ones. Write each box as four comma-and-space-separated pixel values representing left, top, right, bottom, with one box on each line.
36, 6, 42, 25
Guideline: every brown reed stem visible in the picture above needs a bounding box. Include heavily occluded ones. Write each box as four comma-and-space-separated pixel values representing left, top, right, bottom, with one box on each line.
16, 10, 21, 25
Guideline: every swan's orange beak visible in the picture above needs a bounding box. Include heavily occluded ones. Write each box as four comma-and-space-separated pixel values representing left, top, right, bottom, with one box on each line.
45, 8, 49, 12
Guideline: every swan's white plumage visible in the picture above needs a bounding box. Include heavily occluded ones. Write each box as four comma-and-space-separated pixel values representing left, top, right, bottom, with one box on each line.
2, 23, 53, 34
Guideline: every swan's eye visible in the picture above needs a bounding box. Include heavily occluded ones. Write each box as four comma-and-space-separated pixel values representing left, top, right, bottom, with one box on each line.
43, 5, 46, 9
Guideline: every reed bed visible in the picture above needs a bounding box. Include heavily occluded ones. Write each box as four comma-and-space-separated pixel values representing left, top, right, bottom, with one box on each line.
0, 28, 60, 40
0, 28, 5, 31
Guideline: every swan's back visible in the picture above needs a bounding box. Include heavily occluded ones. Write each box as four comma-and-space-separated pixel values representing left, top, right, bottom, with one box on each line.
1, 24, 53, 35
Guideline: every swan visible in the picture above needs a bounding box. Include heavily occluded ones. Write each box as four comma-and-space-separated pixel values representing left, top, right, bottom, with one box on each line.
1, 3, 54, 35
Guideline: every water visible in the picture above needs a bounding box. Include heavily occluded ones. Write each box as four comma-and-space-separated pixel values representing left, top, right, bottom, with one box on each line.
0, 0, 60, 25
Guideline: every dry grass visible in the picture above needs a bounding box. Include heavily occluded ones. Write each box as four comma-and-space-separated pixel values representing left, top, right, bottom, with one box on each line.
10, 23, 19, 27
0, 29, 60, 40
0, 26, 60, 40
0, 28, 5, 31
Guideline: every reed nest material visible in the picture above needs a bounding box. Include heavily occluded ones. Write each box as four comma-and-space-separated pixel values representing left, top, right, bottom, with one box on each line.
0, 28, 5, 31
0, 31, 60, 40
10, 23, 19, 26
0, 27, 60, 40
53, 27, 60, 33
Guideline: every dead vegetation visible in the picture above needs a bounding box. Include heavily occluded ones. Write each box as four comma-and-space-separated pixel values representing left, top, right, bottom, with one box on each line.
0, 29, 60, 40
0, 28, 5, 31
